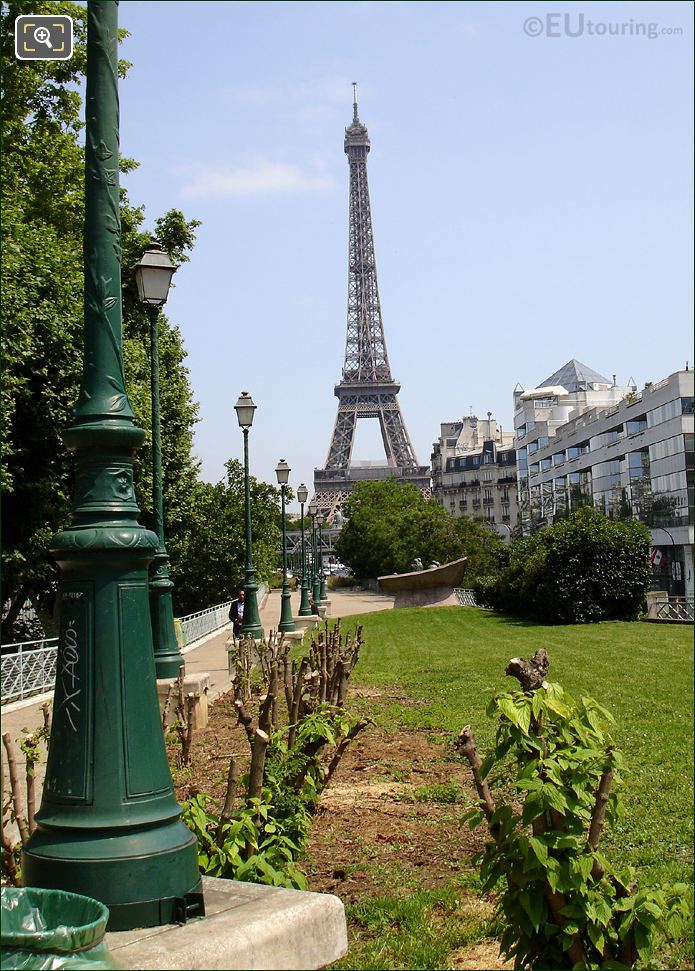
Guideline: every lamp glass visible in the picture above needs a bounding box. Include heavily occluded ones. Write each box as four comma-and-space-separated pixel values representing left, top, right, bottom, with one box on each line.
134, 245, 177, 305
297, 483, 308, 504
275, 459, 290, 485
234, 391, 257, 428
308, 502, 318, 516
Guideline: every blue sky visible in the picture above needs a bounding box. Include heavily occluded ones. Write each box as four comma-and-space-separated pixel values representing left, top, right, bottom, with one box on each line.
117, 1, 693, 508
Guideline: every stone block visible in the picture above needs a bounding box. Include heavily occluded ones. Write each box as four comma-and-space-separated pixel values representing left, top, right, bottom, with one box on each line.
157, 673, 211, 730
645, 590, 669, 619
292, 616, 318, 631
106, 875, 348, 970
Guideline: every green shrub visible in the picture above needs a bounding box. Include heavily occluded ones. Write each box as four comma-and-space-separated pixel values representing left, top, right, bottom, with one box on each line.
412, 781, 463, 804
459, 650, 689, 969
182, 790, 308, 890
327, 574, 358, 590
476, 507, 651, 624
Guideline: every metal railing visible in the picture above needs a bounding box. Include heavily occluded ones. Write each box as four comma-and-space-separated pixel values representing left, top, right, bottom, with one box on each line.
1, 638, 59, 704
655, 599, 694, 622
179, 602, 232, 647
1, 585, 270, 705
454, 588, 481, 608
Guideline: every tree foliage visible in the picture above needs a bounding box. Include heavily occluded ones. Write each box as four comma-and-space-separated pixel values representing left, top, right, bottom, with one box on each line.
170, 461, 284, 616
472, 507, 651, 624
333, 479, 503, 580
1, 2, 201, 633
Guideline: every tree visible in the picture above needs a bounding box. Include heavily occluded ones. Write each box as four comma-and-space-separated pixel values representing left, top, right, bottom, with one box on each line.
334, 479, 502, 580
473, 506, 652, 623
170, 460, 284, 616
1, 2, 200, 635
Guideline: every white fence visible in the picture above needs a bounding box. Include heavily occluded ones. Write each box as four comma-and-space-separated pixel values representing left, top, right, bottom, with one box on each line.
180, 601, 232, 647
454, 588, 482, 608
1, 638, 59, 705
655, 599, 694, 622
1, 584, 269, 706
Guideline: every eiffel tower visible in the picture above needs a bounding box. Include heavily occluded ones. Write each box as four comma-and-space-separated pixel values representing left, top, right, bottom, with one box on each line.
314, 88, 430, 519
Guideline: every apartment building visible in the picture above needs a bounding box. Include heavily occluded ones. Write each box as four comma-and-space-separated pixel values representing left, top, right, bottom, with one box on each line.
431, 416, 518, 537
514, 361, 694, 599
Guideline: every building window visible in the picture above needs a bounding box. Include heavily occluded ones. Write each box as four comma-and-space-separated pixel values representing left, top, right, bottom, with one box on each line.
591, 428, 621, 450
483, 470, 493, 482
647, 398, 687, 427
625, 418, 648, 436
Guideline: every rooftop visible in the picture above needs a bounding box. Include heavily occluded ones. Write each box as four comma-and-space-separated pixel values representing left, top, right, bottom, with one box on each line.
539, 359, 612, 392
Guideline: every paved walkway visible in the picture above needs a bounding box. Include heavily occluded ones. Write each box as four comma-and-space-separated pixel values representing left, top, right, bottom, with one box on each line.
1, 586, 393, 831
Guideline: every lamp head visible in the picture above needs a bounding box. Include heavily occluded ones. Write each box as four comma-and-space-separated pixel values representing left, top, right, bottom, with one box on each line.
275, 459, 290, 485
234, 391, 257, 429
134, 243, 177, 306
297, 483, 308, 504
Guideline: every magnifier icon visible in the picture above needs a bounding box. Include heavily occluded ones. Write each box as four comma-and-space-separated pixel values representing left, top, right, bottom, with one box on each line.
34, 26, 53, 48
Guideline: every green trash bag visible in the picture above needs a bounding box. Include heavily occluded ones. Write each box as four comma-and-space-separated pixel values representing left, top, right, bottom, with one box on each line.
1, 887, 120, 970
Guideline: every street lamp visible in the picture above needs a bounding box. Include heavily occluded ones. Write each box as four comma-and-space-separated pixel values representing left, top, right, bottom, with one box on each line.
235, 391, 263, 639
317, 513, 328, 602
133, 244, 184, 679
297, 483, 312, 616
275, 459, 295, 632
308, 502, 321, 603
22, 0, 201, 930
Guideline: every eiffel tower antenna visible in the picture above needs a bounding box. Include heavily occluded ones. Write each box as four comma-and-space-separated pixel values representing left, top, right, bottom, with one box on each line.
313, 93, 430, 518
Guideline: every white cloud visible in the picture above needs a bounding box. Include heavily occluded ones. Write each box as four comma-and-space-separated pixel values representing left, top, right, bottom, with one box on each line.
181, 160, 335, 198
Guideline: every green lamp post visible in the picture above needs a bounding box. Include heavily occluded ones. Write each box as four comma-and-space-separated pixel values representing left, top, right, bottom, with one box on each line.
21, 0, 202, 930
318, 514, 328, 602
235, 391, 264, 639
309, 502, 321, 603
296, 483, 312, 616
275, 459, 295, 632
134, 244, 185, 679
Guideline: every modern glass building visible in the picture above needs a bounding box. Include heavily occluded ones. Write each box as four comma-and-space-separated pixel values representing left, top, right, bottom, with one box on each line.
514, 362, 694, 599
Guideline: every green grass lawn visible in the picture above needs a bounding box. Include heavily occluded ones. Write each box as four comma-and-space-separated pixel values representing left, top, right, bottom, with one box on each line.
335, 606, 693, 967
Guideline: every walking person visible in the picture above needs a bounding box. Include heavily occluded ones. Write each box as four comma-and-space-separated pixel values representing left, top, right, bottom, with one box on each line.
229, 589, 245, 639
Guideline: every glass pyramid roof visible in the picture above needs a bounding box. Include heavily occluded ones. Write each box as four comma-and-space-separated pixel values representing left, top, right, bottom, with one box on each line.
539, 359, 611, 392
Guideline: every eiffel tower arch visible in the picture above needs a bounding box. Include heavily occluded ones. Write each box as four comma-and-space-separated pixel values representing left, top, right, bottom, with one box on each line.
314, 89, 430, 520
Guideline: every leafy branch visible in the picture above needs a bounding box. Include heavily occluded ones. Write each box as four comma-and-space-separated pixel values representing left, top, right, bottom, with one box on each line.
458, 649, 689, 969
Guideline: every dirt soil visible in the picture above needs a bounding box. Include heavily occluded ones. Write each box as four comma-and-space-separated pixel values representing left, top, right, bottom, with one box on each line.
301, 720, 483, 901
172, 684, 510, 969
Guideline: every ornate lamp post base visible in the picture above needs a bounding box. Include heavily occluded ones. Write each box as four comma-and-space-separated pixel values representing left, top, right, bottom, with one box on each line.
298, 582, 312, 616
150, 551, 185, 679
278, 586, 295, 631
22, 503, 202, 930
24, 820, 202, 932
241, 580, 264, 639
